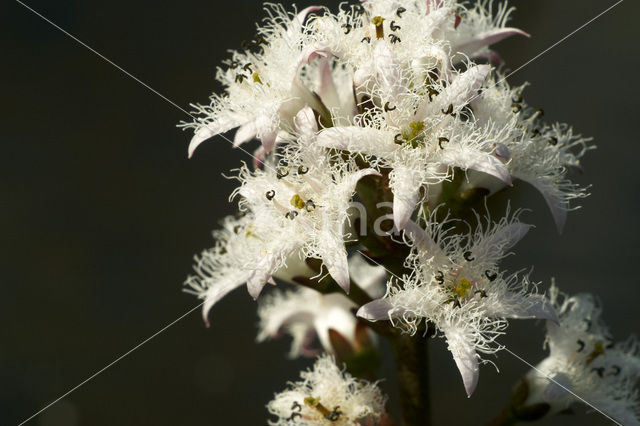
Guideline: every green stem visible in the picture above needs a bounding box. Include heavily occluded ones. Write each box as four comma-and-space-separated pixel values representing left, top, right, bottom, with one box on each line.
392, 333, 431, 426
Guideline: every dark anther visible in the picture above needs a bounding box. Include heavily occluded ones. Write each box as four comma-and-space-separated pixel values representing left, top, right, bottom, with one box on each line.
531, 128, 540, 137
390, 20, 401, 31
536, 108, 544, 117
610, 365, 621, 376
435, 271, 444, 285
606, 341, 615, 349
342, 23, 352, 34
584, 319, 592, 331
389, 34, 401, 43
384, 102, 396, 111
285, 211, 299, 220
276, 168, 289, 179
438, 137, 449, 149
442, 104, 455, 117
577, 339, 585, 352
428, 88, 439, 102
354, 4, 365, 14
265, 190, 275, 200
591, 367, 605, 378
394, 134, 404, 145
297, 165, 309, 175
254, 36, 266, 46
325, 406, 342, 422
463, 251, 475, 261
475, 289, 488, 298
485, 270, 497, 281
361, 36, 371, 43
233, 225, 241, 234
445, 297, 462, 308
305, 200, 316, 212
243, 64, 253, 72
288, 412, 302, 421
512, 93, 523, 103
240, 40, 253, 50
396, 7, 406, 17
291, 402, 302, 412
229, 61, 240, 69
548, 137, 558, 146
235, 74, 245, 83
512, 103, 522, 113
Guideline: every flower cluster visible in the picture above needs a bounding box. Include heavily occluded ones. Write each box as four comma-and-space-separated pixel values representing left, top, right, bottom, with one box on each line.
180, 0, 636, 424
522, 285, 640, 425
267, 355, 387, 425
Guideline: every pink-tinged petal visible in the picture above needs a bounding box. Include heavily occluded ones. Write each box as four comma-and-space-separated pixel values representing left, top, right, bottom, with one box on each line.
188, 126, 216, 159
357, 299, 395, 321
474, 50, 503, 64
425, 0, 445, 15
493, 143, 511, 161
441, 148, 512, 186
317, 127, 398, 157
252, 145, 267, 169
288, 6, 322, 37
294, 106, 318, 137
456, 28, 530, 57
443, 327, 479, 397
202, 277, 246, 326
260, 129, 279, 153
234, 121, 257, 147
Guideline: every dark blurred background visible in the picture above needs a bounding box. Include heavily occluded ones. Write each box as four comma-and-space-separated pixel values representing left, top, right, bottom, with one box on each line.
2, 0, 638, 425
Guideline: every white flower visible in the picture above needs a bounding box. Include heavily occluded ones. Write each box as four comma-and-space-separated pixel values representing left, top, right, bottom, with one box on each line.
185, 211, 308, 324
357, 211, 556, 396
267, 355, 387, 425
523, 285, 640, 425
257, 253, 387, 358
234, 108, 379, 298
182, 5, 323, 158
467, 77, 592, 232
185, 108, 378, 322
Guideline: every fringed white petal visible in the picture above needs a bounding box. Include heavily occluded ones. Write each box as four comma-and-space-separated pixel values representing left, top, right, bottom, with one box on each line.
357, 299, 395, 321
440, 147, 512, 186
443, 326, 480, 397
456, 28, 530, 57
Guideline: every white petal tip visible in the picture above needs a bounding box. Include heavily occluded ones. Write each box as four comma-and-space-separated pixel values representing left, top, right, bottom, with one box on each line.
356, 299, 393, 321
